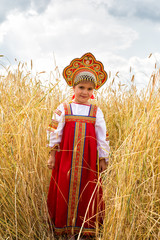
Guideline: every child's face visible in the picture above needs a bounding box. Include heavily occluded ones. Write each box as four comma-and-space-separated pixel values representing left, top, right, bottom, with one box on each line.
73, 81, 94, 105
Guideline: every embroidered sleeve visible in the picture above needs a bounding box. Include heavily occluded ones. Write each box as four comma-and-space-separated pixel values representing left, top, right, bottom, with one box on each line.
47, 103, 65, 148
95, 107, 110, 162
47, 119, 59, 132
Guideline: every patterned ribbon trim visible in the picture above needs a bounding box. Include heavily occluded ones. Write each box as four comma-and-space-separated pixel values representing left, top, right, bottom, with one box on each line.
47, 119, 59, 132
67, 122, 86, 227
65, 115, 96, 124
89, 104, 97, 117
63, 102, 72, 115
54, 226, 95, 235
55, 108, 62, 116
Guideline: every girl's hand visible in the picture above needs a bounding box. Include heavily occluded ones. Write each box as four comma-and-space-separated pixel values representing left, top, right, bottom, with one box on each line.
47, 151, 56, 169
99, 159, 108, 173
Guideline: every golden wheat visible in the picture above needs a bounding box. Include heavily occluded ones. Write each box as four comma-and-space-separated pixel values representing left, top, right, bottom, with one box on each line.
0, 61, 159, 239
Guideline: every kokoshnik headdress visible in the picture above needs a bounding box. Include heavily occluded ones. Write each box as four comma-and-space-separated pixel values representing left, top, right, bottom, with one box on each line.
62, 52, 108, 90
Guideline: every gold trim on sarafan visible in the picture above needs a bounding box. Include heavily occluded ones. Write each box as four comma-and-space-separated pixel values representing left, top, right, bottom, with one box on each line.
89, 104, 97, 117
65, 115, 96, 124
67, 122, 86, 227
63, 102, 72, 115
55, 226, 95, 235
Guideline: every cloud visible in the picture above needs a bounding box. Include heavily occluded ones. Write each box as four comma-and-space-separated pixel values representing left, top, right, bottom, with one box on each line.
0, 0, 51, 23
0, 0, 138, 64
90, 0, 160, 22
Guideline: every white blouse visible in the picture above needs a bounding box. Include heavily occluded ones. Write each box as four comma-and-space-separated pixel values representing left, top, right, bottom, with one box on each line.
47, 102, 110, 162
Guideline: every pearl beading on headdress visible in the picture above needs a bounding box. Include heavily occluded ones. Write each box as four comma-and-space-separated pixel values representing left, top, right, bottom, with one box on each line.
74, 71, 96, 86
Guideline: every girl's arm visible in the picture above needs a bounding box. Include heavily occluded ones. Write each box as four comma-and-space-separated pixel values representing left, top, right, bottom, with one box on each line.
95, 107, 110, 172
47, 104, 65, 147
99, 158, 109, 172
47, 104, 65, 169
47, 150, 56, 169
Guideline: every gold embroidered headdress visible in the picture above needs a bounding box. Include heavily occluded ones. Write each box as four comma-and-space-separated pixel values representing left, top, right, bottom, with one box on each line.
62, 52, 108, 90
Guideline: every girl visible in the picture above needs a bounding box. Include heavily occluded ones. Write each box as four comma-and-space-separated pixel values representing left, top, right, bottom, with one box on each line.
47, 53, 110, 240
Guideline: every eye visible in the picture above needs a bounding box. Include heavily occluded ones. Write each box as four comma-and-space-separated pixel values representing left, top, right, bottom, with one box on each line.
79, 86, 84, 89
88, 88, 93, 91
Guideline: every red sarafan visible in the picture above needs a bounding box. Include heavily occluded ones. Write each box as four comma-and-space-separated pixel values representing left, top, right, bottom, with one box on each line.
47, 103, 104, 236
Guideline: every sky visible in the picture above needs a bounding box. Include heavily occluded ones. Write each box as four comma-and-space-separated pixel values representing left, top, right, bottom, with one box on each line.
0, 0, 160, 90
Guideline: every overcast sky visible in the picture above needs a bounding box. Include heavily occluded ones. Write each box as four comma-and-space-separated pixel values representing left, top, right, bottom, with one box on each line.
0, 0, 160, 89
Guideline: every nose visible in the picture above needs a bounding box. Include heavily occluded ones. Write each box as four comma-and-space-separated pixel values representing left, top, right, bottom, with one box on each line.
83, 88, 88, 94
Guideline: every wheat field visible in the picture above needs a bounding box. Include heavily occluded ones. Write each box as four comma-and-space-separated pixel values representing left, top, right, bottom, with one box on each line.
0, 61, 159, 240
